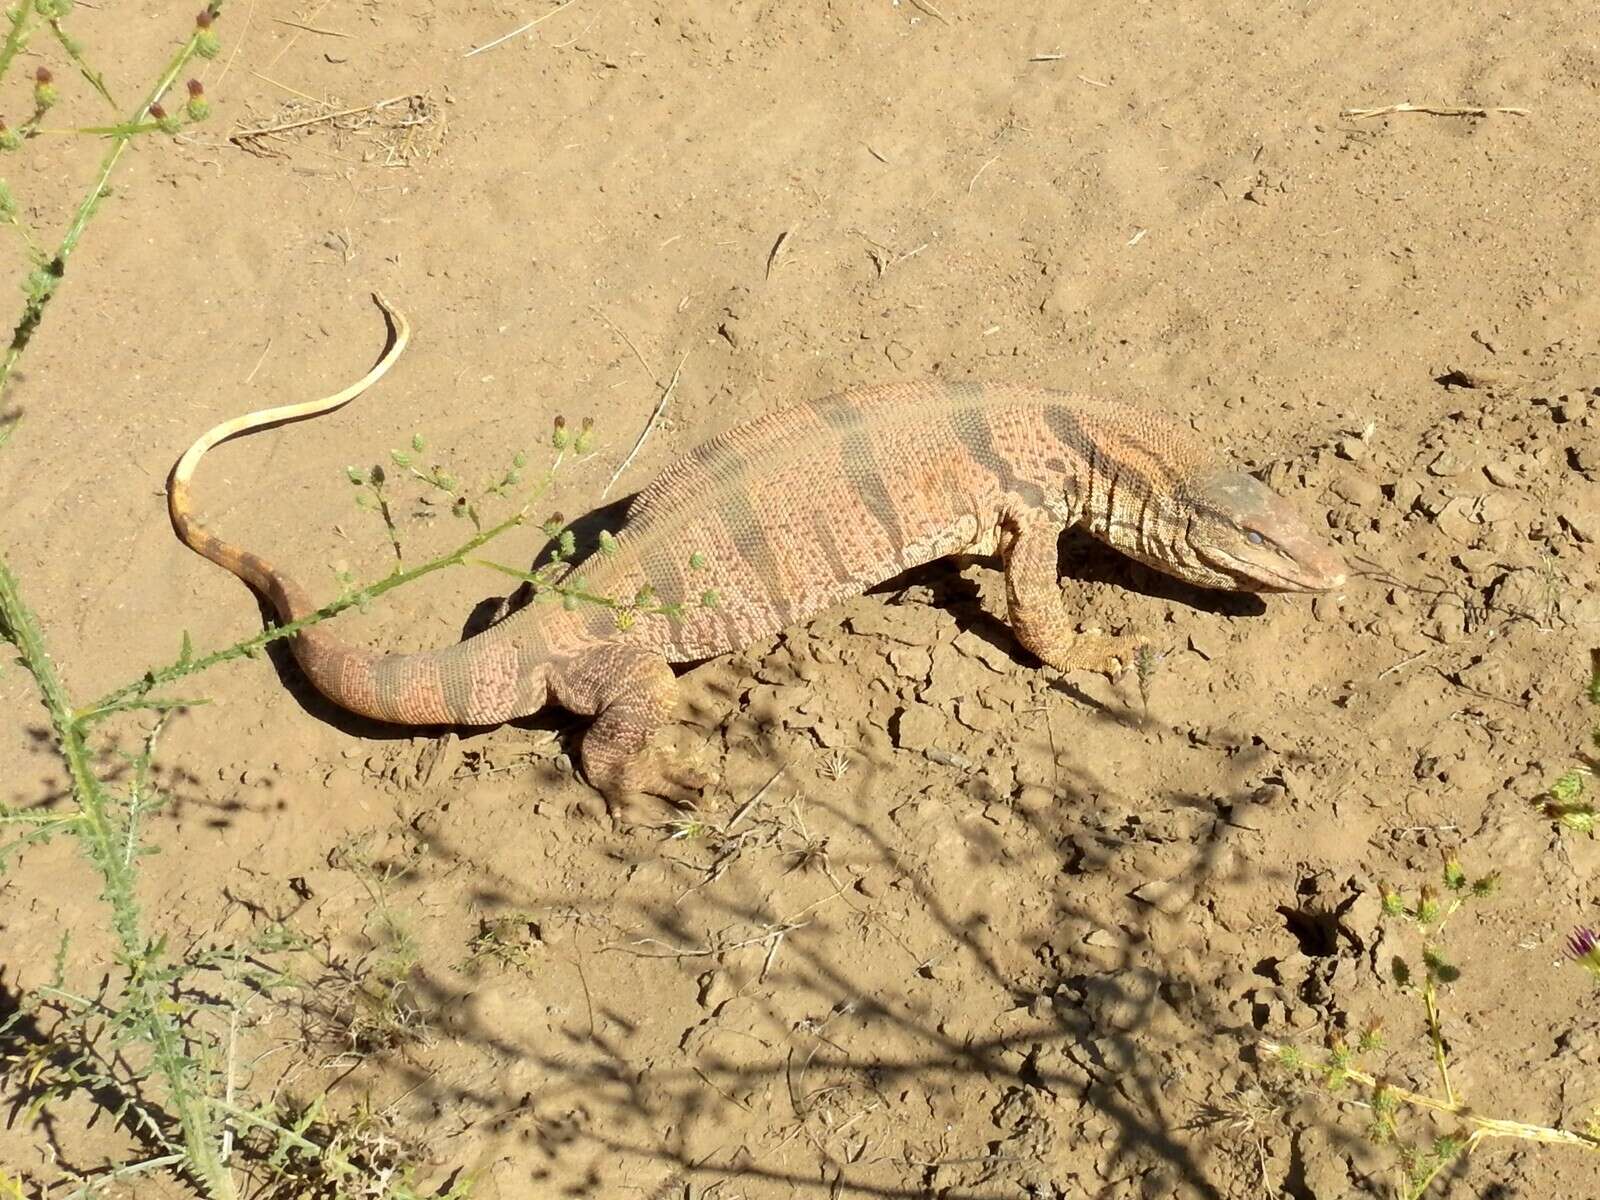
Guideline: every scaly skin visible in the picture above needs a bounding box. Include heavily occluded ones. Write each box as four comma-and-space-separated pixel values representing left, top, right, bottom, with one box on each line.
171, 360, 1348, 808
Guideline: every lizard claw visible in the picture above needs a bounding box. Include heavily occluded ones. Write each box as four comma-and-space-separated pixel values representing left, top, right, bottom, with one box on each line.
594, 749, 716, 816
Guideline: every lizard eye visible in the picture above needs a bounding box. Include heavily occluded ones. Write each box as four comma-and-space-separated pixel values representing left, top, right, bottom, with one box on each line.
1245, 529, 1265, 546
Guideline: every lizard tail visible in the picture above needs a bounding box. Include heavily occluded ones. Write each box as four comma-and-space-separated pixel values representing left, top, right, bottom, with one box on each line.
168, 292, 545, 726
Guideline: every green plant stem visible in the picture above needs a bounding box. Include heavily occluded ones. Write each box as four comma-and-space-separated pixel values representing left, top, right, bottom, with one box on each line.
0, 1, 38, 86
1422, 979, 1455, 1107
0, 1, 227, 396
60, 1154, 189, 1200
0, 560, 237, 1200
205, 1098, 322, 1154
1265, 1040, 1600, 1152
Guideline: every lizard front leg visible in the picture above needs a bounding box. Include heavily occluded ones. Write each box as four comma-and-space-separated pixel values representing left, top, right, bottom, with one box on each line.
1000, 507, 1142, 679
549, 645, 713, 811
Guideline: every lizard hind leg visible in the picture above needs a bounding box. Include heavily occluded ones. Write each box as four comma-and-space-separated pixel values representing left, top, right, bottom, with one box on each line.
550, 646, 714, 812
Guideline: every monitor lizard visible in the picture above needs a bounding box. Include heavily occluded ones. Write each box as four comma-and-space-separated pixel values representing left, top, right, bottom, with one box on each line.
169, 296, 1348, 809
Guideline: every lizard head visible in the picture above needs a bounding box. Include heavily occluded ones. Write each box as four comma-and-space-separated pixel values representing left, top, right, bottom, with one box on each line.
1093, 464, 1348, 594
1163, 470, 1348, 593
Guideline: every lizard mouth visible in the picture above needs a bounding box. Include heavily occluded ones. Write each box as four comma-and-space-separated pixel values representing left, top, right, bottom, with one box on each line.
1234, 551, 1348, 593
1193, 538, 1349, 594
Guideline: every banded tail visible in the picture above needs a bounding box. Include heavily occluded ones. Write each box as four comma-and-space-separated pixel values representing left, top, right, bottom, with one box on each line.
167, 293, 547, 727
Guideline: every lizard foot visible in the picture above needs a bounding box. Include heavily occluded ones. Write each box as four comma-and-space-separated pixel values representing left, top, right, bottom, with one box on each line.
1037, 631, 1148, 681
594, 749, 715, 815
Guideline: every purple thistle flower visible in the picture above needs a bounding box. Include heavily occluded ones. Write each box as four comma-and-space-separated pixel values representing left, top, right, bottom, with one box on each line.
1565, 927, 1600, 980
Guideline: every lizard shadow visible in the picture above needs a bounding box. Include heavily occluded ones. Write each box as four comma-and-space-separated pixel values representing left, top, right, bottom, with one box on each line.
860, 527, 1267, 722
258, 504, 1266, 757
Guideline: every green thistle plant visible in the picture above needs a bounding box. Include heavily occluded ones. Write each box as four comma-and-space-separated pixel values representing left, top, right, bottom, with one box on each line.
1269, 839, 1600, 1197
0, 1, 229, 397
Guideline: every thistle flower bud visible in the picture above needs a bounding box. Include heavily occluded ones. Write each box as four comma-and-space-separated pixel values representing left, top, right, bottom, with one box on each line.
573, 415, 595, 454
551, 414, 569, 450
1357, 1018, 1384, 1053
1415, 884, 1441, 925
1379, 882, 1405, 918
688, 550, 708, 571
33, 68, 57, 111
1440, 850, 1466, 892
1371, 1078, 1398, 1115
185, 79, 210, 122
597, 530, 619, 555
195, 9, 221, 58
0, 120, 19, 152
149, 102, 180, 134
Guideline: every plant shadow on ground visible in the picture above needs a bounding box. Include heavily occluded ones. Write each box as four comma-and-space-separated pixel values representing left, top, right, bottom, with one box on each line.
5, 504, 1376, 1196
202, 686, 1364, 1198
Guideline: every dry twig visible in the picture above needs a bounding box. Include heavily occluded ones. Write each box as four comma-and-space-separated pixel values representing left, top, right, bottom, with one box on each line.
1341, 102, 1528, 120
602, 349, 690, 498
464, 0, 578, 58
231, 93, 418, 142
271, 16, 348, 37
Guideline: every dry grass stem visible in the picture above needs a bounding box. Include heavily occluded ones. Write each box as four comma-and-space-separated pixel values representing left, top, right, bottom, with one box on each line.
967, 153, 999, 194
271, 17, 349, 37
591, 306, 658, 383
248, 72, 324, 103
602, 348, 691, 498
464, 0, 579, 58
1341, 102, 1529, 120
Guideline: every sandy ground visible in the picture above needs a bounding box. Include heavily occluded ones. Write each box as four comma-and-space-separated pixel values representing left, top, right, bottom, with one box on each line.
5, 2, 1600, 1197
